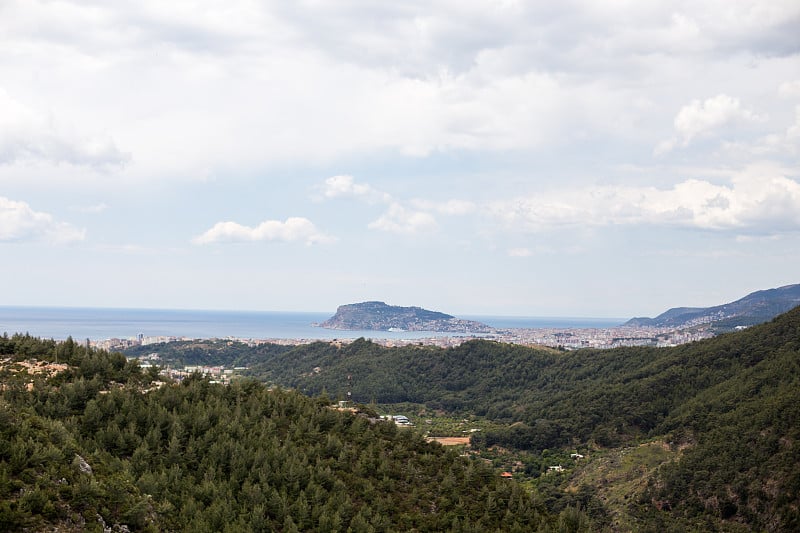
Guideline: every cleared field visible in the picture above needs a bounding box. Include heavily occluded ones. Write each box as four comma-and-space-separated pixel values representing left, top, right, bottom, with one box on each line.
427, 436, 471, 446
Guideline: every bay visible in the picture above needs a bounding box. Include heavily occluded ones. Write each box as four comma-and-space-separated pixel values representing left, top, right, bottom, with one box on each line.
0, 306, 625, 341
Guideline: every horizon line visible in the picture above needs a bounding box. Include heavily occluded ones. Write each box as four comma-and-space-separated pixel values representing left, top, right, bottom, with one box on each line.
0, 304, 629, 321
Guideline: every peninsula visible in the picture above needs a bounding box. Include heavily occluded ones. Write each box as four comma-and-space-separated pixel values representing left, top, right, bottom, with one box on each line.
320, 301, 492, 333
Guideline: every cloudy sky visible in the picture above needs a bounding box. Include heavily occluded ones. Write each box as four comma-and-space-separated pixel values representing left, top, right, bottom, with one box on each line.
1, 0, 799, 317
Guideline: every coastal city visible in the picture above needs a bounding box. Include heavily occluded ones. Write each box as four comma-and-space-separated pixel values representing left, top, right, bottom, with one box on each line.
91, 323, 721, 387
92, 322, 718, 353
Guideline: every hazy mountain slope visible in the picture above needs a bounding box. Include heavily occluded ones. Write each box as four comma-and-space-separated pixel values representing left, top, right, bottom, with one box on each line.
625, 283, 800, 329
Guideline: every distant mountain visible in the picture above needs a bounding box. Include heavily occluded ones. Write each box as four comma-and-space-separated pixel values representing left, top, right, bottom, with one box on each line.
319, 301, 492, 333
625, 283, 800, 329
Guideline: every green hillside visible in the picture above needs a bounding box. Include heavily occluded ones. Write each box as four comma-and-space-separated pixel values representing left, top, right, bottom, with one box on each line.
8, 305, 799, 530
233, 307, 800, 530
1, 334, 562, 532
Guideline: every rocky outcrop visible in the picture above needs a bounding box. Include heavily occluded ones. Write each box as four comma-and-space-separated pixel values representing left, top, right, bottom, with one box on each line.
320, 301, 492, 333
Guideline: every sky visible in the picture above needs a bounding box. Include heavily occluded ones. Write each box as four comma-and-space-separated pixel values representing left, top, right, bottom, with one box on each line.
1, 0, 799, 318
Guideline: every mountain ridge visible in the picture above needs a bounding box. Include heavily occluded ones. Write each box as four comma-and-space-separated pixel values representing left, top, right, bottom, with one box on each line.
625, 283, 800, 329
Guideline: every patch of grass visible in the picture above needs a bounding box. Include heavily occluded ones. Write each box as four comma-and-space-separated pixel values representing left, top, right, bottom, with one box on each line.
566, 440, 677, 531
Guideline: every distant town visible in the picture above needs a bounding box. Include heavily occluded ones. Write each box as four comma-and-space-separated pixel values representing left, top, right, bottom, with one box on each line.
92, 324, 721, 391
92, 322, 721, 355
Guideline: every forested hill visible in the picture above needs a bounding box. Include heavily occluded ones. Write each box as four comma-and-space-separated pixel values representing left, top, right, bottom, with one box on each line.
251, 307, 799, 437
0, 334, 559, 532
243, 307, 800, 530
6, 306, 798, 530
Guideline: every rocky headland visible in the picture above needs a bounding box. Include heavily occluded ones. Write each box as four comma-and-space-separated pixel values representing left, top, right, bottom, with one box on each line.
319, 301, 493, 333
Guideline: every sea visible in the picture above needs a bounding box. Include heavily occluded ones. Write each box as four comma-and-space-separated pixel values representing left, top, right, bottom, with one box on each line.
0, 306, 625, 342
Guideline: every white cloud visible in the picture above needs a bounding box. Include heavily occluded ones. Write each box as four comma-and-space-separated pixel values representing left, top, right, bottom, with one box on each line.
0, 196, 86, 243
0, 1, 796, 176
0, 3, 666, 173
0, 89, 129, 168
318, 176, 473, 234
0, 0, 798, 314
193, 217, 334, 245
720, 104, 800, 157
271, 1, 800, 75
489, 166, 800, 235
368, 203, 438, 235
675, 94, 760, 141
656, 94, 762, 154
319, 175, 391, 203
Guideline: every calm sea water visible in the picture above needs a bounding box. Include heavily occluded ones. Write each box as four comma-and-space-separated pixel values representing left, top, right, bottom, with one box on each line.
0, 306, 625, 341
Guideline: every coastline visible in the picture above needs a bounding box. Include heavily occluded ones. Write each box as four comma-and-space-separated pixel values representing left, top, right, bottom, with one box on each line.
0, 305, 624, 342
